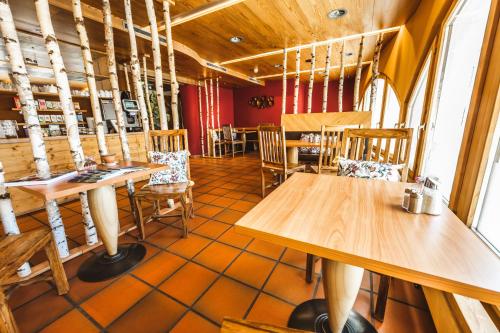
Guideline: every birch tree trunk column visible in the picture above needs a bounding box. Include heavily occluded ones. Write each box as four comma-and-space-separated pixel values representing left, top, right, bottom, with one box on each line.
124, 0, 150, 152
145, 0, 168, 130
198, 81, 205, 157
162, 0, 179, 129
102, 0, 137, 215
216, 77, 221, 130
209, 79, 215, 129
322, 43, 332, 113
204, 80, 210, 157
72, 0, 108, 157
338, 41, 345, 113
34, 0, 97, 249
353, 36, 364, 111
307, 45, 316, 113
293, 49, 300, 114
282, 48, 287, 114
369, 34, 383, 114
0, 162, 31, 277
123, 63, 131, 93
1, 0, 69, 258
143, 55, 155, 130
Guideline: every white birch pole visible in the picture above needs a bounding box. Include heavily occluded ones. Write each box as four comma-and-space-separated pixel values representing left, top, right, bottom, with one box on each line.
209, 78, 215, 129
322, 43, 332, 113
123, 63, 131, 93
293, 48, 300, 114
34, 0, 97, 249
0, 162, 31, 277
281, 48, 287, 114
216, 77, 221, 130
72, 0, 108, 157
0, 0, 69, 257
124, 0, 150, 152
198, 81, 205, 157
306, 45, 315, 113
145, 0, 168, 130
204, 80, 210, 157
102, 0, 136, 213
338, 41, 345, 113
143, 55, 155, 130
369, 33, 384, 114
353, 36, 365, 111
162, 0, 179, 129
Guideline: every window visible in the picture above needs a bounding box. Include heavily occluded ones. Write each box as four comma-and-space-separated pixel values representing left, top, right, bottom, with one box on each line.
421, 0, 491, 200
362, 78, 400, 129
472, 117, 500, 254
406, 55, 432, 172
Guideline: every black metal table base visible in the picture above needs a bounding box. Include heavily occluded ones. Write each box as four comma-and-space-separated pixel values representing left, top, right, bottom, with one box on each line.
288, 299, 377, 333
77, 243, 146, 282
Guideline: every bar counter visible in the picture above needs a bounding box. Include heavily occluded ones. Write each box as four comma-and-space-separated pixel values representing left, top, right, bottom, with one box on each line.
0, 132, 147, 215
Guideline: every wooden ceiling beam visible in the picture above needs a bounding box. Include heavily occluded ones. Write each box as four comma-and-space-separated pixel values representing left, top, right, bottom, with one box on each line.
219, 26, 402, 66
47, 0, 263, 86
255, 61, 372, 80
157, 0, 247, 31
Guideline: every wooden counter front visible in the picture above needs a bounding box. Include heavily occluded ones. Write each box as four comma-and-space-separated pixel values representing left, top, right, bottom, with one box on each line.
0, 132, 148, 215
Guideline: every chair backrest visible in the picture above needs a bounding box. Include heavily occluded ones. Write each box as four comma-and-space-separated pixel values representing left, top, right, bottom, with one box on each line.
318, 125, 359, 173
341, 128, 413, 182
258, 125, 287, 169
222, 124, 233, 141
148, 129, 191, 179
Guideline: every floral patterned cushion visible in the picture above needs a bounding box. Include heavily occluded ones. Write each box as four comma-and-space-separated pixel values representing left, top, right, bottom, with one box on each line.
337, 158, 400, 182
148, 150, 188, 185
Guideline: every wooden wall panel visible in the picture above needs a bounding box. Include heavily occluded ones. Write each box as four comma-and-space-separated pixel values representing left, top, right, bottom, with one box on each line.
281, 112, 372, 132
0, 132, 147, 215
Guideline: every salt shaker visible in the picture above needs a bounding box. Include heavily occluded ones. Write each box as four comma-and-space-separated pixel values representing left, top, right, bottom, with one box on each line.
408, 190, 423, 214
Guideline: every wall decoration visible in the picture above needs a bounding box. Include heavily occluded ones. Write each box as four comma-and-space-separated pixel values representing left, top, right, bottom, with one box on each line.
249, 96, 274, 109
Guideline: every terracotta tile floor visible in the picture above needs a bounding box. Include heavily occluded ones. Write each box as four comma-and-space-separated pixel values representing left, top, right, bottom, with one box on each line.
7, 154, 436, 332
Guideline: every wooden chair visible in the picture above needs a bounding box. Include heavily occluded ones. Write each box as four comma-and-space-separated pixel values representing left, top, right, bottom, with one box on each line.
306, 128, 413, 322
0, 228, 69, 333
222, 124, 245, 157
311, 124, 359, 174
258, 126, 305, 197
134, 129, 194, 239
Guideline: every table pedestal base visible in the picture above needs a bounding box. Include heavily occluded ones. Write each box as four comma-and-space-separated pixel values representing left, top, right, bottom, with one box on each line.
288, 299, 377, 333
77, 243, 146, 282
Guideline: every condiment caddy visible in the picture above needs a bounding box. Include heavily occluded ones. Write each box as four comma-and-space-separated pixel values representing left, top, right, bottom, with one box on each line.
402, 176, 442, 215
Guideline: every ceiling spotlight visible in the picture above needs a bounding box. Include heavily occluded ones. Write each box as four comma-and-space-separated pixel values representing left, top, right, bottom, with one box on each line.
229, 36, 243, 43
305, 58, 312, 63
274, 64, 283, 68
327, 8, 347, 19
345, 52, 354, 57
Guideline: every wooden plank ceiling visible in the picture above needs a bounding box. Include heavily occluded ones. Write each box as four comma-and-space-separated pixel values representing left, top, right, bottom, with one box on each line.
5, 0, 420, 87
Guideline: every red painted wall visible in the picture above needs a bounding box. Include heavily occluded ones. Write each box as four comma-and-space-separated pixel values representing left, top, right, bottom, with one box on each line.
180, 84, 234, 155
233, 78, 354, 127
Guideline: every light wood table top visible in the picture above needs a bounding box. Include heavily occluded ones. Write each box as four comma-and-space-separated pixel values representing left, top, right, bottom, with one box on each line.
285, 140, 321, 148
235, 173, 500, 305
16, 161, 167, 201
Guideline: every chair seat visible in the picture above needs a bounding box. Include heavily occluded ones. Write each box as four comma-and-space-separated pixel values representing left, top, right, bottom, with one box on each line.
136, 180, 195, 199
311, 165, 338, 174
0, 229, 51, 282
229, 140, 245, 144
263, 162, 305, 173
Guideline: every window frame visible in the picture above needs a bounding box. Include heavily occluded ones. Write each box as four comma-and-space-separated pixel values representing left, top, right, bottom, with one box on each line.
361, 75, 402, 130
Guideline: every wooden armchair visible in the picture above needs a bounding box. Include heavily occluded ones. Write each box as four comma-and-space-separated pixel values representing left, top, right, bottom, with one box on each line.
1, 228, 69, 333
258, 126, 305, 197
134, 129, 194, 239
306, 128, 413, 322
222, 125, 245, 157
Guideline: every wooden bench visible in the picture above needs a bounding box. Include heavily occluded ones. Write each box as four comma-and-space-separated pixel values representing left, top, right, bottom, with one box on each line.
423, 287, 500, 333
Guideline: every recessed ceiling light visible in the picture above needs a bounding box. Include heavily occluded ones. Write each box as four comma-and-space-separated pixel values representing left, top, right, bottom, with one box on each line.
327, 8, 347, 19
274, 64, 283, 68
345, 52, 353, 57
229, 36, 243, 43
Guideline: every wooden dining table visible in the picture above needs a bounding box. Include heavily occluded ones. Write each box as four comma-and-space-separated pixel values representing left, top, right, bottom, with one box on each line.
285, 140, 321, 164
16, 161, 168, 282
235, 173, 500, 333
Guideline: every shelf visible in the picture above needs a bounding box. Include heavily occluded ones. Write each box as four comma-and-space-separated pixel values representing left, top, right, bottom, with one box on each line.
12, 108, 87, 113
18, 122, 86, 126
0, 89, 90, 98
